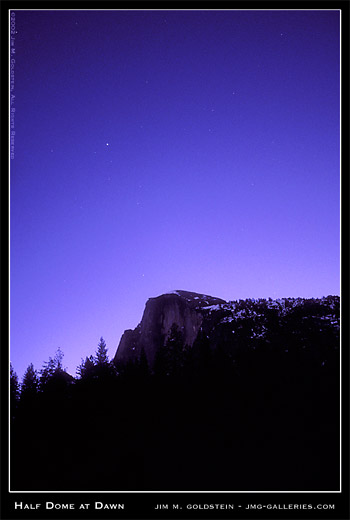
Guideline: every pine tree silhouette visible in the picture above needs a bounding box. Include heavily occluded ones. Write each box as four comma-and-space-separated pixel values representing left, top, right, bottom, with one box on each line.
95, 337, 109, 366
10, 363, 20, 419
20, 363, 39, 401
76, 355, 95, 379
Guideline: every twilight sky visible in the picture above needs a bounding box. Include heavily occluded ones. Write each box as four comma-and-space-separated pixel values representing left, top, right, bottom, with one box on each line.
10, 9, 340, 379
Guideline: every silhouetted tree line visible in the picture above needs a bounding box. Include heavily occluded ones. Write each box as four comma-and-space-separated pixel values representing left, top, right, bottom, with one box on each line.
10, 301, 340, 492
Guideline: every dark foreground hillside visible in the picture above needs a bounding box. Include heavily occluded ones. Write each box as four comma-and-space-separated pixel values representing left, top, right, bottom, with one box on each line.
10, 293, 340, 491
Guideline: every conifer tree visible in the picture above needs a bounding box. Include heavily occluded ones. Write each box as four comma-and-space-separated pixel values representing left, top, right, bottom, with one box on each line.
21, 363, 39, 401
154, 325, 185, 377
39, 348, 66, 390
95, 337, 109, 366
93, 337, 114, 383
76, 355, 95, 379
10, 363, 20, 418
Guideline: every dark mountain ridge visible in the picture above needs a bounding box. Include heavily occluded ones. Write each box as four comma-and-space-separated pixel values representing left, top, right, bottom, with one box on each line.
113, 290, 339, 371
11, 290, 340, 492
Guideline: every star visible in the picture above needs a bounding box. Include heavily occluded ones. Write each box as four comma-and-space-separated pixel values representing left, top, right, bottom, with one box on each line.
106, 142, 109, 146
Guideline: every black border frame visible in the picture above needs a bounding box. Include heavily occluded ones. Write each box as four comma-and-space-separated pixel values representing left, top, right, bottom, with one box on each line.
1, 2, 349, 519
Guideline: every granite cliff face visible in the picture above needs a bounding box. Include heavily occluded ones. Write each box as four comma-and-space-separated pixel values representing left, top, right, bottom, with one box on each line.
113, 290, 226, 367
113, 291, 340, 371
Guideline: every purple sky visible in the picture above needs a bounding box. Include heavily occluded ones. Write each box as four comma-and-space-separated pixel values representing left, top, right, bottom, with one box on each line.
10, 9, 340, 379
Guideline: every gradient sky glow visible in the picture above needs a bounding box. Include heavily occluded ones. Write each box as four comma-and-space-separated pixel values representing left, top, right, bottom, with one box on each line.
10, 9, 340, 379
